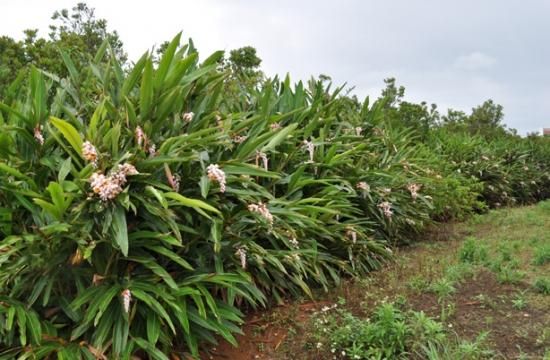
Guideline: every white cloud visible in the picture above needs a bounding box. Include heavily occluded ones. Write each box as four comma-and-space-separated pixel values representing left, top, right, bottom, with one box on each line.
454, 52, 497, 71
0, 0, 549, 134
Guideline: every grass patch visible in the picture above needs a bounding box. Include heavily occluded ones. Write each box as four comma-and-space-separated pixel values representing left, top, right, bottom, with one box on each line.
211, 203, 550, 359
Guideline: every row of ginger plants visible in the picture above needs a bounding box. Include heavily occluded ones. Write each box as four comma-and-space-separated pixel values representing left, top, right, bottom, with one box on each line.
0, 34, 548, 358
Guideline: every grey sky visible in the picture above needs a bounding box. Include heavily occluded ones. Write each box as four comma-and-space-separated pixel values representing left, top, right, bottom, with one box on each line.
2, 0, 549, 134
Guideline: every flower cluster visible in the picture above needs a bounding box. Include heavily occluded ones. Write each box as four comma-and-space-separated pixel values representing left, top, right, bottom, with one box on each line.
121, 289, 131, 314
406, 183, 421, 201
89, 163, 138, 201
256, 151, 268, 171
82, 141, 98, 167
207, 164, 226, 193
34, 125, 44, 145
182, 112, 194, 122
289, 237, 299, 248
378, 201, 393, 218
346, 228, 357, 244
248, 202, 274, 226
148, 143, 157, 157
171, 174, 181, 192
270, 122, 281, 130
303, 139, 314, 163
232, 135, 248, 144
135, 126, 145, 147
235, 247, 247, 269
356, 181, 370, 192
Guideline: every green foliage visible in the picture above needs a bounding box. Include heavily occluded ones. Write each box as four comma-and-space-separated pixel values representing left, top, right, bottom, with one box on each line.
459, 237, 488, 264
511, 291, 528, 310
533, 277, 550, 295
0, 8, 549, 356
309, 302, 446, 359
533, 244, 550, 266
0, 2, 124, 95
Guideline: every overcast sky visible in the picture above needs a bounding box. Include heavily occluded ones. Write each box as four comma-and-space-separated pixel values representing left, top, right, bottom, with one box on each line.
2, 0, 549, 134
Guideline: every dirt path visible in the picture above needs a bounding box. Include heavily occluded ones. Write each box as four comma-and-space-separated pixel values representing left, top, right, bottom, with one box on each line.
206, 203, 550, 359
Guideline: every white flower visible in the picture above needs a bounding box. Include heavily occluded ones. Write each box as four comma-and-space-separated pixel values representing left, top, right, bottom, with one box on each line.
90, 172, 121, 201
355, 127, 363, 136
346, 228, 357, 244
135, 126, 145, 147
356, 182, 370, 192
316, 342, 323, 349
378, 201, 393, 218
207, 164, 226, 193
148, 143, 157, 157
303, 139, 314, 163
82, 141, 98, 167
256, 151, 268, 171
289, 237, 299, 248
406, 183, 421, 201
235, 247, 247, 269
248, 202, 274, 227
89, 163, 138, 201
34, 125, 44, 145
121, 289, 131, 314
171, 174, 181, 192
270, 122, 281, 130
232, 135, 248, 144
182, 112, 194, 122
118, 163, 139, 176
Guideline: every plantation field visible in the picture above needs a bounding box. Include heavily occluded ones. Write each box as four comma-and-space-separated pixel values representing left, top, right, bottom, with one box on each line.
210, 202, 550, 359
1, 24, 550, 358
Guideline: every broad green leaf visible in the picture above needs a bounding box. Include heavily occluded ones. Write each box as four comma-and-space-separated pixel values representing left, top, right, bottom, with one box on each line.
112, 206, 129, 256
140, 57, 154, 120
50, 116, 83, 156
164, 192, 221, 215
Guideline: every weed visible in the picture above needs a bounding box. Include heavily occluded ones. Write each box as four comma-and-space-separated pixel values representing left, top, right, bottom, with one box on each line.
309, 302, 447, 359
533, 277, 550, 295
455, 331, 494, 358
496, 265, 525, 284
474, 294, 496, 309
498, 244, 513, 262
511, 291, 528, 310
533, 244, 550, 266
439, 301, 456, 323
444, 263, 475, 282
459, 237, 488, 264
430, 278, 456, 300
408, 276, 431, 293
536, 328, 550, 347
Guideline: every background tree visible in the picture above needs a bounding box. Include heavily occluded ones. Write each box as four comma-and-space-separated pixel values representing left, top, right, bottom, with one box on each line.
465, 99, 507, 137
378, 78, 439, 138
228, 46, 262, 75
0, 2, 124, 95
